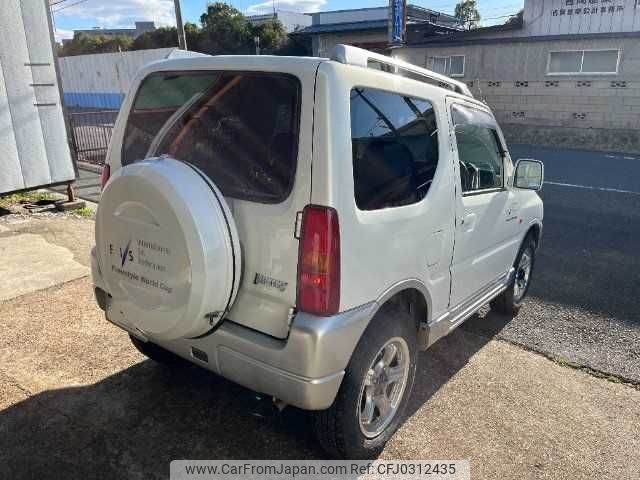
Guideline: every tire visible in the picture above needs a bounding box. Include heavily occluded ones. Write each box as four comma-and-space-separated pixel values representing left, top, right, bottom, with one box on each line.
312, 303, 418, 459
129, 334, 188, 366
491, 234, 537, 317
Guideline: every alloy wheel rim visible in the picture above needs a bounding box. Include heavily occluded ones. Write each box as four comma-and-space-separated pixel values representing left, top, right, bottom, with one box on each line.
358, 337, 410, 438
514, 248, 533, 303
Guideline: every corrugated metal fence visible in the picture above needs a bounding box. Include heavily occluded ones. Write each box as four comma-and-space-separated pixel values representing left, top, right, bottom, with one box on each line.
1, 0, 75, 194
59, 48, 176, 163
59, 48, 175, 109
69, 109, 119, 164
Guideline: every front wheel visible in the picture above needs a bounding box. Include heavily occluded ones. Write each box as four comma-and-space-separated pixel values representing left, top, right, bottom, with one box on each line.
312, 304, 418, 459
491, 235, 537, 316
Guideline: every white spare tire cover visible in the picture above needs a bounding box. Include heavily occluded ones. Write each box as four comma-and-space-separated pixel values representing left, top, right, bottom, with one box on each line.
96, 157, 241, 341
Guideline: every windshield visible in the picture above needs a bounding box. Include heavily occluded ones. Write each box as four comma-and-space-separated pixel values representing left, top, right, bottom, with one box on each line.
122, 71, 301, 203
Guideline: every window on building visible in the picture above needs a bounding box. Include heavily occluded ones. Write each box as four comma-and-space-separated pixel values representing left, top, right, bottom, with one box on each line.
429, 55, 465, 77
547, 49, 619, 75
451, 105, 504, 193
431, 57, 448, 75
350, 87, 439, 210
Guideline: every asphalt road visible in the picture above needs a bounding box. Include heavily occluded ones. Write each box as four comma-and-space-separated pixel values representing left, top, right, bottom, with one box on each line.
463, 144, 640, 383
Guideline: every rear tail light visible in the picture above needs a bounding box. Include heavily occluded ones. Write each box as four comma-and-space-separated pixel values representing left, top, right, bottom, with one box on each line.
100, 164, 111, 191
297, 205, 340, 316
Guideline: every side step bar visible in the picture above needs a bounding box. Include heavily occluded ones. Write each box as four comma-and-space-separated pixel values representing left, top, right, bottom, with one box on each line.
420, 268, 515, 349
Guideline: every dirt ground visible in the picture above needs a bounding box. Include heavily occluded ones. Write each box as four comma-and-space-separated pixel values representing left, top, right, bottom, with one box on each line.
0, 211, 639, 479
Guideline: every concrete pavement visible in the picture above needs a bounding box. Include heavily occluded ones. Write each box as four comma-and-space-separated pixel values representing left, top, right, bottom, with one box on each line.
0, 234, 88, 301
0, 205, 92, 302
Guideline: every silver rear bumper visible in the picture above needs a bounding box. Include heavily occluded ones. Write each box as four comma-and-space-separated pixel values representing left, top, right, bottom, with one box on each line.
91, 247, 376, 410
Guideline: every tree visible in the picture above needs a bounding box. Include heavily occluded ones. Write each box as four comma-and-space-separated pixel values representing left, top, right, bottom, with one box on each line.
198, 2, 252, 55
454, 0, 481, 30
131, 27, 178, 50
250, 20, 288, 54
58, 2, 310, 57
130, 23, 201, 51
59, 32, 133, 56
274, 32, 312, 56
505, 9, 524, 25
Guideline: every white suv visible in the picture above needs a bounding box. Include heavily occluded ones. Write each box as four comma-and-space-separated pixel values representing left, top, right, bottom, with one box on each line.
92, 45, 543, 458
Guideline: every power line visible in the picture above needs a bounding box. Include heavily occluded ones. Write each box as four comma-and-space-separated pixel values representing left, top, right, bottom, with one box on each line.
49, 0, 80, 5
416, 1, 523, 14
483, 13, 520, 20
52, 0, 90, 13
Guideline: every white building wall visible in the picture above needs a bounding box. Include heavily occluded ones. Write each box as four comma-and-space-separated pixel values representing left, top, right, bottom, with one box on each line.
397, 35, 640, 153
315, 7, 388, 25
58, 48, 176, 108
248, 11, 311, 32
315, 31, 389, 57
523, 0, 640, 36
0, 0, 75, 194
276, 11, 312, 32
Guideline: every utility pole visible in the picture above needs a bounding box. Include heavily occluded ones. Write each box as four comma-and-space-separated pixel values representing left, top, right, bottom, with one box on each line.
173, 0, 187, 50
44, 0, 79, 204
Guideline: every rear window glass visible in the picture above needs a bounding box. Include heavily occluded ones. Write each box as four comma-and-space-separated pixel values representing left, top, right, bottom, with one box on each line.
122, 71, 301, 203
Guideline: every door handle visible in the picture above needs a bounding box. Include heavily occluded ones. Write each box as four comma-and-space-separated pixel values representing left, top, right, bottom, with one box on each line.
460, 212, 476, 232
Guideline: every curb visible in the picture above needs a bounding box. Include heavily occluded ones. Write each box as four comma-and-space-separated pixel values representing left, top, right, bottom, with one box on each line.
77, 161, 103, 174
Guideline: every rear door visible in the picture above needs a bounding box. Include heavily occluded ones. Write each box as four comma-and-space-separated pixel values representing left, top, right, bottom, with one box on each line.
117, 60, 320, 339
447, 99, 519, 307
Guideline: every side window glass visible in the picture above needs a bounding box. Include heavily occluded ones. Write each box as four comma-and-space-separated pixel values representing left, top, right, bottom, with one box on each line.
452, 105, 504, 193
350, 87, 439, 210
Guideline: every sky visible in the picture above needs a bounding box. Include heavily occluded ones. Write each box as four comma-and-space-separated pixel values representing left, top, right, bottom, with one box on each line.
51, 0, 525, 41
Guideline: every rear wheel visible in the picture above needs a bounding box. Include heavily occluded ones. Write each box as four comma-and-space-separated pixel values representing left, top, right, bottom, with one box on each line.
312, 304, 418, 459
491, 235, 536, 316
129, 335, 187, 366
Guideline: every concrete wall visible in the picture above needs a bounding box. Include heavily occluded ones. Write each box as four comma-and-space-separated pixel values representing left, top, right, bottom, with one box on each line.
312, 7, 388, 25
74, 21, 156, 39
522, 0, 640, 36
58, 48, 175, 109
276, 11, 312, 32
396, 36, 640, 153
314, 31, 389, 57
248, 11, 311, 32
0, 0, 75, 194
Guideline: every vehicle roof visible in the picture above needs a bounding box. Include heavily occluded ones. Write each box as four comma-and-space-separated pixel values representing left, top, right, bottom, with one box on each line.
138, 53, 491, 112
138, 54, 327, 77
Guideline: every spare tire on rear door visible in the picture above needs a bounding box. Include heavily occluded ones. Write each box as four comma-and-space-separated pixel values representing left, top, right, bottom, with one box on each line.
96, 156, 241, 341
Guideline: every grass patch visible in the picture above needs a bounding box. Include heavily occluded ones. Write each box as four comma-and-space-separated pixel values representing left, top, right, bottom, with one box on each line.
0, 191, 52, 208
72, 206, 94, 218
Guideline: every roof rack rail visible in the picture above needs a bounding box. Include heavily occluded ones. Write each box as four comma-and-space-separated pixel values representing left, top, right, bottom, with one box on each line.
330, 44, 473, 97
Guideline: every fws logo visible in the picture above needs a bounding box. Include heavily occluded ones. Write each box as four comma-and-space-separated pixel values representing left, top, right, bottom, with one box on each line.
109, 240, 134, 267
